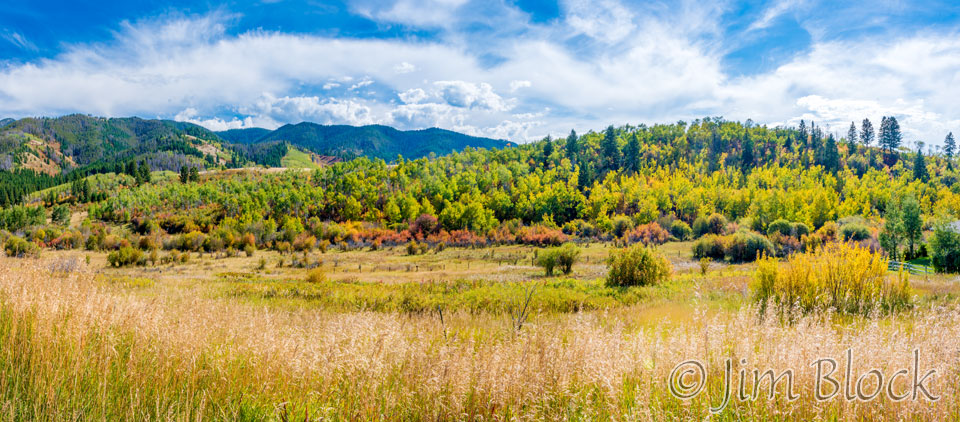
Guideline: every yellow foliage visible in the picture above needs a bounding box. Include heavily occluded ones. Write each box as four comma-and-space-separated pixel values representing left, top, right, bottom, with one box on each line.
753, 243, 911, 316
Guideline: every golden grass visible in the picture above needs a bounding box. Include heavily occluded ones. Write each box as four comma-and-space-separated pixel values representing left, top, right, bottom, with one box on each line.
1, 254, 959, 420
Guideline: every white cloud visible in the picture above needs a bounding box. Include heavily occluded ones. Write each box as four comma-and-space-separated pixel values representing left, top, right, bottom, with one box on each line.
433, 80, 512, 111
509, 80, 531, 92
563, 0, 636, 43
0, 9, 958, 145
394, 62, 416, 74
2, 31, 38, 52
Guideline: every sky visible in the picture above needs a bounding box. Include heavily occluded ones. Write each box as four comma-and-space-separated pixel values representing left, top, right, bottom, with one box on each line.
1, 0, 959, 146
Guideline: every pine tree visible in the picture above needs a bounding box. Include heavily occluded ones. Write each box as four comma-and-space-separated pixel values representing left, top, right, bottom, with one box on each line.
860, 118, 875, 146
821, 134, 839, 173
180, 166, 190, 183
879, 116, 902, 156
740, 131, 755, 170
798, 120, 807, 147
189, 167, 200, 182
913, 143, 929, 182
945, 132, 956, 159
565, 129, 578, 164
622, 133, 641, 173
542, 136, 554, 167
601, 125, 620, 172
847, 122, 858, 145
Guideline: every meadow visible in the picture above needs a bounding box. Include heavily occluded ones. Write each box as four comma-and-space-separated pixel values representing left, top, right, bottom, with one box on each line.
1, 240, 959, 421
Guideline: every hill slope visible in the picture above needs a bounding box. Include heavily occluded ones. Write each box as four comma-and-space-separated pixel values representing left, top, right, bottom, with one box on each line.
218, 123, 513, 160
0, 114, 226, 174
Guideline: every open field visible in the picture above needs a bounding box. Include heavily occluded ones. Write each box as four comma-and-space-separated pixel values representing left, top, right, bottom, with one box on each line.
2, 245, 960, 420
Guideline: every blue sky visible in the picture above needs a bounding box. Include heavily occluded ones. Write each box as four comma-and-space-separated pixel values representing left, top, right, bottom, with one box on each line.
1, 0, 959, 145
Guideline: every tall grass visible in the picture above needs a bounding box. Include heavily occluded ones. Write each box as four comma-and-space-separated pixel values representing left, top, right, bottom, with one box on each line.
753, 243, 912, 316
0, 258, 957, 420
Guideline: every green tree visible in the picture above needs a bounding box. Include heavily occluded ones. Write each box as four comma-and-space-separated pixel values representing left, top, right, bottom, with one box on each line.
541, 137, 554, 167
600, 125, 620, 172
913, 144, 929, 182
846, 122, 858, 145
180, 166, 190, 183
565, 129, 579, 164
740, 131, 755, 170
945, 132, 956, 160
900, 195, 922, 259
879, 197, 904, 260
879, 116, 902, 160
623, 133, 640, 173
860, 118, 874, 146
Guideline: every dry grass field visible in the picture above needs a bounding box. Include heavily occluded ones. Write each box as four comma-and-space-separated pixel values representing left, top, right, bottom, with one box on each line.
1, 244, 959, 420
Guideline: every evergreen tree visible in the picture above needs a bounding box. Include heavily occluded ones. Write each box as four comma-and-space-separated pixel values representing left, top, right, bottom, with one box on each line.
189, 167, 200, 182
600, 125, 620, 172
136, 161, 151, 185
623, 133, 641, 173
798, 120, 807, 147
180, 166, 190, 183
847, 122, 858, 145
879, 116, 902, 157
565, 129, 578, 164
945, 132, 956, 159
860, 118, 875, 146
821, 134, 840, 173
125, 161, 137, 177
542, 136, 554, 167
740, 131, 755, 170
913, 143, 929, 182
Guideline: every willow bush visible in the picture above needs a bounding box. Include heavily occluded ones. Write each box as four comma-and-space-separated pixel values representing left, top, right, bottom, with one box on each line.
752, 243, 911, 316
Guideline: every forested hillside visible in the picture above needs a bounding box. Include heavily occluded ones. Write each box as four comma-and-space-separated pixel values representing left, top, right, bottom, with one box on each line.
6, 115, 958, 271
220, 122, 514, 160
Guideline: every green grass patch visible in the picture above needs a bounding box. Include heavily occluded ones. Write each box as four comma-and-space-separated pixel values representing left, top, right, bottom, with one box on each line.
280, 147, 319, 169
222, 276, 655, 314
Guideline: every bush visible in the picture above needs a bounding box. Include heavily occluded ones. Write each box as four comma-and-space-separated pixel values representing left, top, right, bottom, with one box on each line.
692, 216, 709, 238
536, 243, 581, 276
107, 247, 143, 267
410, 214, 439, 235
724, 231, 774, 263
406, 240, 428, 255
670, 220, 692, 240
766, 219, 793, 237
306, 268, 327, 283
692, 234, 725, 260
839, 223, 871, 241
4, 236, 39, 258
611, 215, 635, 238
626, 222, 670, 245
244, 244, 256, 257
606, 244, 672, 287
706, 213, 728, 235
792, 222, 811, 238
929, 224, 960, 273
753, 243, 911, 316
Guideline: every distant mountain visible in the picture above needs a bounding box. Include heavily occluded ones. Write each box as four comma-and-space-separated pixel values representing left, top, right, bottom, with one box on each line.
0, 115, 513, 175
216, 128, 272, 144
0, 114, 227, 174
227, 122, 513, 160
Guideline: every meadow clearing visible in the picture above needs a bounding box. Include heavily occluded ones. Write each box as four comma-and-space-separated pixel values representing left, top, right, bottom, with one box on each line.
1, 242, 959, 421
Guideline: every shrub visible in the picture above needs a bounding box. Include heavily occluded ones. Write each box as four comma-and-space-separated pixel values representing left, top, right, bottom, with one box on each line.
4, 236, 39, 258
406, 240, 428, 255
766, 219, 793, 237
536, 243, 581, 276
724, 231, 774, 263
692, 216, 709, 238
627, 222, 670, 245
752, 243, 911, 316
410, 214, 439, 235
839, 223, 871, 241
670, 220, 692, 240
692, 234, 725, 260
306, 268, 327, 283
244, 244, 256, 257
706, 213, 728, 235
792, 222, 811, 238
606, 244, 672, 287
517, 226, 568, 246
929, 224, 960, 273
611, 216, 635, 238
107, 247, 143, 267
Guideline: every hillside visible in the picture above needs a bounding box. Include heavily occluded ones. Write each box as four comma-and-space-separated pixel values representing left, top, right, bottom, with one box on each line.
0, 114, 227, 175
218, 123, 514, 160
216, 127, 272, 144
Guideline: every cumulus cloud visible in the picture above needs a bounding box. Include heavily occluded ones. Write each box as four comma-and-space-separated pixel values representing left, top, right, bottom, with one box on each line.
0, 7, 957, 144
